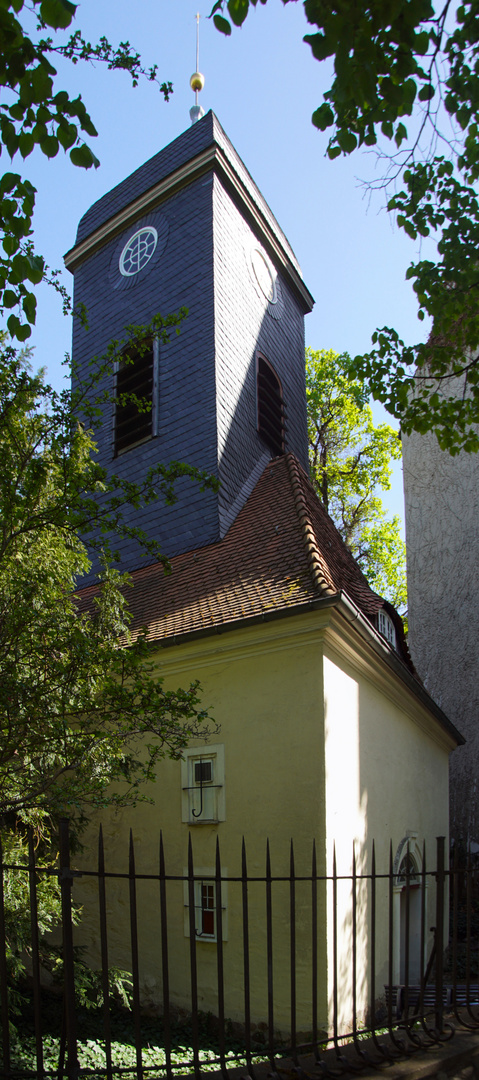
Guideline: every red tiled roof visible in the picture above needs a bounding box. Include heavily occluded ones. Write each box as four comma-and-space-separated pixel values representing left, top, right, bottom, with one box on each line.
77, 455, 411, 663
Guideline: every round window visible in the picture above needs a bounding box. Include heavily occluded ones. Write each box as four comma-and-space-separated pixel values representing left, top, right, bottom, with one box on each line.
119, 226, 158, 277
251, 248, 277, 304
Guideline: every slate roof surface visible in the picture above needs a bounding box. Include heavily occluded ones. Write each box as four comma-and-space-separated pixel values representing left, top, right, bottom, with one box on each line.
77, 454, 411, 667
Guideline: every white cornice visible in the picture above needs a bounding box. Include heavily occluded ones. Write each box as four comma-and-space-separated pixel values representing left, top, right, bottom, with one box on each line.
63, 143, 314, 312
148, 597, 462, 752
322, 611, 459, 755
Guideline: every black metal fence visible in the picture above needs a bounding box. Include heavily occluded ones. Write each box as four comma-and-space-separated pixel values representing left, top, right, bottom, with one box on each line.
1, 824, 479, 1080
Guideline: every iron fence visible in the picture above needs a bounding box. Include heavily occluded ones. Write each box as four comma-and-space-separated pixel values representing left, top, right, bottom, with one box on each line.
1, 824, 479, 1080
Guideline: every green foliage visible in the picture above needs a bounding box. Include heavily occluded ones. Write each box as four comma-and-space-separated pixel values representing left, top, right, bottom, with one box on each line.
11, 998, 265, 1074
0, 830, 132, 1019
0, 332, 217, 1019
0, 338, 217, 825
212, 0, 479, 452
0, 830, 63, 1016
48, 945, 133, 1010
0, 0, 172, 341
306, 348, 407, 614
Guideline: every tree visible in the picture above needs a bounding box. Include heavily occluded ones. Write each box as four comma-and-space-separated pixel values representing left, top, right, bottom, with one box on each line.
212, 0, 479, 454
306, 348, 407, 613
0, 4, 218, 1007
0, 337, 218, 827
0, 334, 220, 1012
0, 0, 172, 341
0, 1, 220, 830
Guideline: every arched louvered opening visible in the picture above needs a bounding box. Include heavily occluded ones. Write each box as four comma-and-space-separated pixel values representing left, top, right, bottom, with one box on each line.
257, 354, 285, 456
115, 341, 154, 456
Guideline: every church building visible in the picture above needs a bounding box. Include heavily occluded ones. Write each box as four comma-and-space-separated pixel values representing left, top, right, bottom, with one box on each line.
69, 110, 462, 1034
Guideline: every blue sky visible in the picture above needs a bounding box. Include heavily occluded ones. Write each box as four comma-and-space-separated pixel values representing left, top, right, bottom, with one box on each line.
24, 0, 431, 526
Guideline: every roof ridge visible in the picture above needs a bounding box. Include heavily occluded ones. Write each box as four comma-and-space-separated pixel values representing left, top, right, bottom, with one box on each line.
284, 453, 336, 598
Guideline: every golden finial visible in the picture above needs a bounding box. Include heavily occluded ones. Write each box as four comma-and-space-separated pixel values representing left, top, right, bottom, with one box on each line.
190, 12, 205, 124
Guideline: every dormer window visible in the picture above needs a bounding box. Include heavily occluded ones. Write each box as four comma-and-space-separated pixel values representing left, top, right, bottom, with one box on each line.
114, 341, 157, 456
257, 354, 285, 456
378, 609, 397, 650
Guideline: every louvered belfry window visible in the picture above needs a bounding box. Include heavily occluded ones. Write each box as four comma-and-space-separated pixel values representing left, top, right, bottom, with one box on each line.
257, 354, 285, 456
115, 343, 154, 455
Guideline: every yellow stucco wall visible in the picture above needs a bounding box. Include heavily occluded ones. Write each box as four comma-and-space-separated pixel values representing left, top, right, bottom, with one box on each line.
74, 606, 454, 1038
76, 613, 328, 1036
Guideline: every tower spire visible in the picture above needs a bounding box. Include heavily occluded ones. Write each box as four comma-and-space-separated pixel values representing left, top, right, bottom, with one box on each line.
190, 12, 205, 125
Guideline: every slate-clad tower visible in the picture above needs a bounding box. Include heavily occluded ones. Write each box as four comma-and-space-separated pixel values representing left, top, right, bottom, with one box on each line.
65, 112, 314, 573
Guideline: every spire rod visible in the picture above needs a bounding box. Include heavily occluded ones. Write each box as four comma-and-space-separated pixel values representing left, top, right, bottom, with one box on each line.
190, 11, 205, 125
196, 12, 200, 83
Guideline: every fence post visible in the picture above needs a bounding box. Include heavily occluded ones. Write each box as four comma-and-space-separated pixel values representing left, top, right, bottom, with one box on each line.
435, 836, 445, 1035
0, 836, 10, 1077
59, 818, 79, 1080
28, 829, 43, 1077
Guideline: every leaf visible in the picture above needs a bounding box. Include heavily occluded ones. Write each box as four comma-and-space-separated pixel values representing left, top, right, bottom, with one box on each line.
304, 32, 332, 62
2, 236, 19, 256
337, 129, 357, 153
14, 321, 32, 341
54, 91, 70, 109
0, 174, 20, 195
22, 290, 36, 324
7, 312, 20, 336
57, 122, 77, 150
24, 255, 44, 284
40, 135, 59, 158
312, 103, 334, 130
8, 104, 25, 121
30, 63, 53, 103
69, 144, 100, 169
213, 13, 231, 34
227, 0, 249, 25
395, 122, 407, 148
79, 116, 98, 138
19, 132, 34, 158
415, 30, 430, 55
418, 83, 435, 102
40, 0, 76, 30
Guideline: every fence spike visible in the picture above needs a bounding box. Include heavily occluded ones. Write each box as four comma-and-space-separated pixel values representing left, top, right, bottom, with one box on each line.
311, 839, 318, 1062
187, 833, 200, 1080
0, 834, 10, 1075
28, 828, 43, 1077
158, 831, 173, 1080
59, 818, 79, 1080
215, 836, 227, 1078
97, 825, 112, 1080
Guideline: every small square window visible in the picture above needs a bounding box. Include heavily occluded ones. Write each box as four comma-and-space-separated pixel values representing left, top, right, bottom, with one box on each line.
194, 760, 212, 785
183, 867, 228, 942
200, 883, 215, 937
181, 745, 225, 824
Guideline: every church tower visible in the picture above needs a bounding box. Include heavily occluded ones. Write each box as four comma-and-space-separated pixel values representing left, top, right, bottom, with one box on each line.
65, 112, 314, 573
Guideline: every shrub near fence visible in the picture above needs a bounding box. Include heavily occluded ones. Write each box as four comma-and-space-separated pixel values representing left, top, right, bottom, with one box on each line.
2, 825, 479, 1080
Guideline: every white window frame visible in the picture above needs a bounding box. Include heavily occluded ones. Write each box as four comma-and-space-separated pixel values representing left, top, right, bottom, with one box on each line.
378, 609, 397, 650
119, 226, 158, 277
181, 744, 225, 825
183, 867, 228, 942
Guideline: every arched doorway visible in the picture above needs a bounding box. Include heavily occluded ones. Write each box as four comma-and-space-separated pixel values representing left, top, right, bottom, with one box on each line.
393, 837, 425, 983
